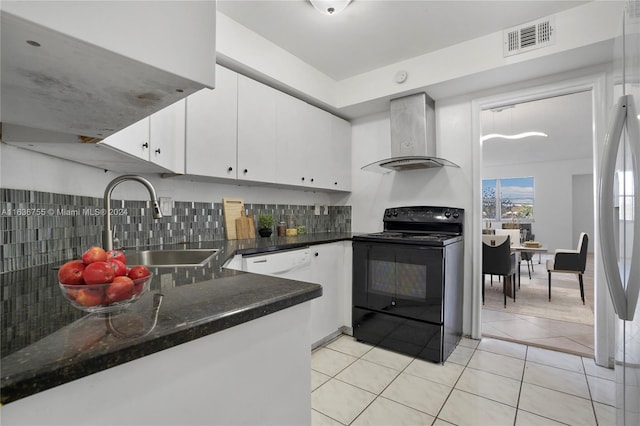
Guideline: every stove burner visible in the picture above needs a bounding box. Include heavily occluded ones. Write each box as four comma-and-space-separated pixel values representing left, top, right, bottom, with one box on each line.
362, 232, 457, 240
354, 206, 464, 246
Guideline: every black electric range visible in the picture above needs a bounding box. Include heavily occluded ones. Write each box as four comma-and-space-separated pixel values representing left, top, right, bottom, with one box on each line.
352, 206, 464, 363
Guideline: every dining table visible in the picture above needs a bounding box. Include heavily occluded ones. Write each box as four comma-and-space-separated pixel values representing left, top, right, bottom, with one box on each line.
510, 244, 549, 295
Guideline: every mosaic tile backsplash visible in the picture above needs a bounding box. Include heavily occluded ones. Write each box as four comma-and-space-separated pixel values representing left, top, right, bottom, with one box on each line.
0, 188, 351, 273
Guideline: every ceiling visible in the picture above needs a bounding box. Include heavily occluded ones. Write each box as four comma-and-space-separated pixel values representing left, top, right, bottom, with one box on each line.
481, 90, 594, 167
217, 0, 591, 81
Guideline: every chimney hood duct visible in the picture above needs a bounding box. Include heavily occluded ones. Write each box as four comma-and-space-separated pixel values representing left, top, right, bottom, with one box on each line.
362, 92, 459, 172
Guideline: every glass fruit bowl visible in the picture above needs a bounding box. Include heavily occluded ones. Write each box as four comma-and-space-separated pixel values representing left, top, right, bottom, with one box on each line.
59, 274, 153, 314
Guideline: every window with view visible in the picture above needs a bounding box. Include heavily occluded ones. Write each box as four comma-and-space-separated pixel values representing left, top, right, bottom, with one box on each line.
482, 177, 534, 221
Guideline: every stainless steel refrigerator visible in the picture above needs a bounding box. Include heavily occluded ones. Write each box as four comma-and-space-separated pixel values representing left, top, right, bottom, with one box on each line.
599, 2, 640, 424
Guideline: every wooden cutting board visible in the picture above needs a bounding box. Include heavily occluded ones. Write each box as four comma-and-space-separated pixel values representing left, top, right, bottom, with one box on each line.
223, 198, 244, 240
235, 211, 255, 239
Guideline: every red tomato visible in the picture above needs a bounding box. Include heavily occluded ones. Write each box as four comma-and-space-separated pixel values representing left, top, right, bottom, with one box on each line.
84, 261, 116, 284
75, 288, 105, 307
82, 246, 107, 265
128, 265, 150, 280
106, 249, 126, 265
106, 276, 135, 303
58, 260, 86, 285
107, 259, 127, 276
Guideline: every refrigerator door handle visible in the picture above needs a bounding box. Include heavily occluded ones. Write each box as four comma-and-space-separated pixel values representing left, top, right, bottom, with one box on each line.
625, 97, 640, 319
599, 94, 640, 321
599, 95, 628, 319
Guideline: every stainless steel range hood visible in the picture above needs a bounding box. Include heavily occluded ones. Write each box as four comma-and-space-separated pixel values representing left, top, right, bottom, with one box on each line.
362, 92, 459, 173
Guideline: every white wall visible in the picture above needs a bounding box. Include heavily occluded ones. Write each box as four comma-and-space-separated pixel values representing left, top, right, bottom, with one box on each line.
573, 174, 595, 252
0, 143, 334, 206
347, 97, 475, 334
483, 158, 593, 252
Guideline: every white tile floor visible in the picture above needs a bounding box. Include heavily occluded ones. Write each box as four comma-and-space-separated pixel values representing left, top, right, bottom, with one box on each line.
311, 335, 617, 426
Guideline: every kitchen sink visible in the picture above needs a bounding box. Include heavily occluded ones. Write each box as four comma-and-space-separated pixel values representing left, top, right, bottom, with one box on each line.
125, 249, 220, 268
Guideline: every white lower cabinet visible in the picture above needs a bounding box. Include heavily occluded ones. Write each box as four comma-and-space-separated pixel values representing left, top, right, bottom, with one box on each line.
308, 242, 350, 345
225, 242, 351, 347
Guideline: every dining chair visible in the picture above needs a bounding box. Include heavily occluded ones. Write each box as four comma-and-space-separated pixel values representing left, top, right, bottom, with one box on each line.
546, 232, 589, 304
482, 235, 517, 307
495, 229, 524, 284
520, 233, 535, 279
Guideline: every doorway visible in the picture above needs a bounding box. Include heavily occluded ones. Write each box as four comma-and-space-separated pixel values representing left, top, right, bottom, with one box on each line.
475, 84, 598, 357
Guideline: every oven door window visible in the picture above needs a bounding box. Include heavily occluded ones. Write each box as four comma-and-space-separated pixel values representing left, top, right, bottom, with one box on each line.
354, 243, 444, 323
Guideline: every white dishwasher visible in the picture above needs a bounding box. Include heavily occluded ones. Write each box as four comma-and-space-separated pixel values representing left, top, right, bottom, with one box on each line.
241, 247, 312, 281
223, 245, 343, 348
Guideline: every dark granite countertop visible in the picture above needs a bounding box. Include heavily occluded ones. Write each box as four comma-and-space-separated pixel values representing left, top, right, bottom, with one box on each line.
0, 233, 353, 404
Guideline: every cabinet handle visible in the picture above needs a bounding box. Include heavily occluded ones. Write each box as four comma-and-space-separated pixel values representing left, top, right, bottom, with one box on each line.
310, 178, 314, 183
155, 148, 161, 154
314, 252, 319, 257
228, 167, 233, 172
243, 169, 248, 174
142, 142, 149, 148
301, 177, 305, 182
334, 182, 338, 186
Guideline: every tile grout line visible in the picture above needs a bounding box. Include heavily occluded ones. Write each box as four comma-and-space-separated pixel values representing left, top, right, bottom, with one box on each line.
347, 346, 420, 426
429, 341, 479, 424
582, 356, 601, 425
513, 345, 529, 425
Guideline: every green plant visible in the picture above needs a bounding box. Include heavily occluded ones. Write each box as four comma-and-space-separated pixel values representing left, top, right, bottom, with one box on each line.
258, 213, 274, 229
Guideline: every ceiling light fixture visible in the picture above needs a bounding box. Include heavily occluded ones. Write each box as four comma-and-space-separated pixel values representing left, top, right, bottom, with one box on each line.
481, 132, 548, 142
309, 0, 352, 15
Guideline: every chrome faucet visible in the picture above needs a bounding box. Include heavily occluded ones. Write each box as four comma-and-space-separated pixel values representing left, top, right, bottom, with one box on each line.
103, 175, 163, 251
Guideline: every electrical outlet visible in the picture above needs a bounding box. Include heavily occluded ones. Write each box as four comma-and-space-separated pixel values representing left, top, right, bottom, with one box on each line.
159, 197, 173, 216
160, 273, 174, 291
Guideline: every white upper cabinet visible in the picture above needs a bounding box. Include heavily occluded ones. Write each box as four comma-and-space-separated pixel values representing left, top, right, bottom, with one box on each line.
275, 91, 308, 187
98, 118, 150, 162
1, 1, 215, 140
186, 66, 238, 179
307, 105, 334, 189
149, 99, 186, 174
329, 116, 352, 191
185, 72, 351, 191
237, 75, 278, 184
98, 99, 186, 174
275, 91, 350, 191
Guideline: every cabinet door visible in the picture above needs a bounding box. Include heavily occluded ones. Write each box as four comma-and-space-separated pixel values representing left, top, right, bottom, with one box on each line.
186, 66, 238, 179
99, 117, 150, 161
307, 106, 333, 189
275, 91, 308, 187
309, 243, 346, 344
329, 115, 352, 191
237, 75, 277, 183
149, 98, 186, 173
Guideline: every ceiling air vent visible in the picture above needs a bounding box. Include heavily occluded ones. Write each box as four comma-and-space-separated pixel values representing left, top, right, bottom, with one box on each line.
504, 16, 555, 57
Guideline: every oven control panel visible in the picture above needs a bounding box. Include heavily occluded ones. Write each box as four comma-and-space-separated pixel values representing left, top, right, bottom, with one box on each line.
383, 206, 463, 223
